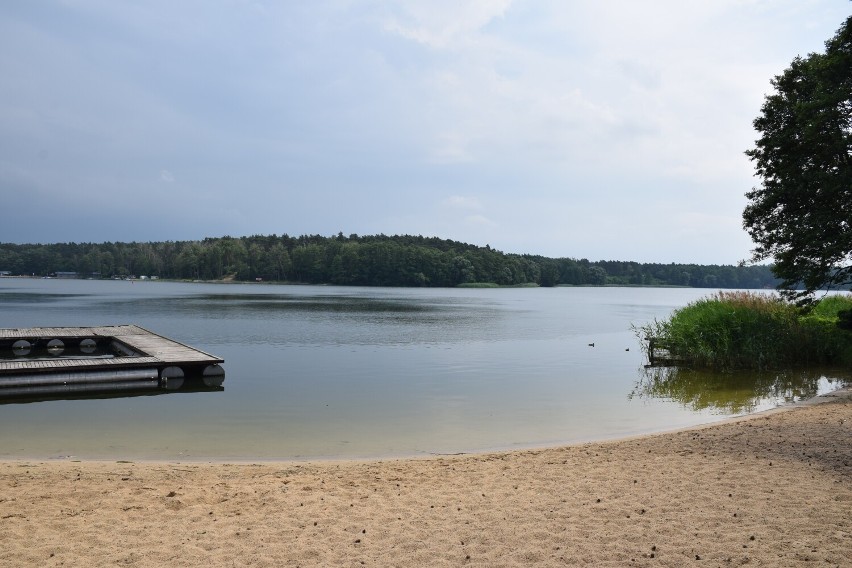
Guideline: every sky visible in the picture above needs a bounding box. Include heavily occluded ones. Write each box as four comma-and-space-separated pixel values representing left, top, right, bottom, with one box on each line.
0, 1, 849, 264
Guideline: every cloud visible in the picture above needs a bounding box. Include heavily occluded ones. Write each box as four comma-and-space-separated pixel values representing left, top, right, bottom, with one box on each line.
443, 195, 483, 210
383, 0, 512, 49
464, 214, 496, 228
1, 1, 849, 262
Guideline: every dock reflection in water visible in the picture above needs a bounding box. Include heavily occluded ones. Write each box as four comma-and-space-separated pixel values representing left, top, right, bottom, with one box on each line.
0, 383, 223, 406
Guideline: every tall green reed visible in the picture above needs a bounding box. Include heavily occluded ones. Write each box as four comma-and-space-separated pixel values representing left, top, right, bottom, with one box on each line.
635, 292, 852, 370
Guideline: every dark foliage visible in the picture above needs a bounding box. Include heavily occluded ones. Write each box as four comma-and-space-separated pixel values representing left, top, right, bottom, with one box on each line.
0, 233, 779, 289
743, 16, 852, 304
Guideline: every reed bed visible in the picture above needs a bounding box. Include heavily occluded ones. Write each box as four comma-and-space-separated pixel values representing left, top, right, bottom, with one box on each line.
636, 291, 852, 370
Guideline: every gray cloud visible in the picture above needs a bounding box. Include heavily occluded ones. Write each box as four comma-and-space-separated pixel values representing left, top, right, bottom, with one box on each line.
0, 1, 848, 262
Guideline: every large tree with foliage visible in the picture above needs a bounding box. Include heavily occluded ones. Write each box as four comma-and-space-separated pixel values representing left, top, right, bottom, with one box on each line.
743, 16, 852, 303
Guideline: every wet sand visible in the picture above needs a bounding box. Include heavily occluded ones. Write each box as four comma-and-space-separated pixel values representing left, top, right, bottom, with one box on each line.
2, 390, 851, 567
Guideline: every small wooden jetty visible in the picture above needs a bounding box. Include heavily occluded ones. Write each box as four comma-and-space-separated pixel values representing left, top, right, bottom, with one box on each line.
0, 325, 224, 399
645, 337, 685, 367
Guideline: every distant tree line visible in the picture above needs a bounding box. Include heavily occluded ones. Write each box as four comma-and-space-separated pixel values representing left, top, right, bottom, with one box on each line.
0, 233, 779, 289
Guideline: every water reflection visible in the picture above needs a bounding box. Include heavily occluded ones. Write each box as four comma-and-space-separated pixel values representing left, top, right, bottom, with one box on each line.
631, 365, 851, 413
0, 385, 223, 406
106, 293, 499, 323
0, 292, 91, 303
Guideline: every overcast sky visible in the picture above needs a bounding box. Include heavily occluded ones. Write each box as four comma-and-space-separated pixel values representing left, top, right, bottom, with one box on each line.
1, 1, 848, 263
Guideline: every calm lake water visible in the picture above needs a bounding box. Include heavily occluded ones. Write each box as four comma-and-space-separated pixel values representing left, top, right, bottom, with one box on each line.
0, 279, 848, 460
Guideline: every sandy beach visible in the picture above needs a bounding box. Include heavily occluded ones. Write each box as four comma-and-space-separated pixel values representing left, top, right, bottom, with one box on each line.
2, 390, 851, 567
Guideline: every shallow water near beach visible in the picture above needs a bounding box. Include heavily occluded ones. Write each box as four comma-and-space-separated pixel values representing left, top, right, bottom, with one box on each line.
0, 279, 848, 460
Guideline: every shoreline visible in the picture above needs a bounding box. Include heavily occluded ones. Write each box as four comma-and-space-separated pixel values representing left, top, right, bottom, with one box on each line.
1, 386, 849, 466
3, 388, 851, 566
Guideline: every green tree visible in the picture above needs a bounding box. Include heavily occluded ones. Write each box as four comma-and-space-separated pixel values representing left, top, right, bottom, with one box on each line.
588, 265, 607, 286
268, 243, 291, 281
743, 16, 852, 303
452, 256, 476, 284
176, 243, 202, 279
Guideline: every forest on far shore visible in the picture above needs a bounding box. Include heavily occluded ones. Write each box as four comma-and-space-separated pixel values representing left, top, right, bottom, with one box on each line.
0, 233, 780, 289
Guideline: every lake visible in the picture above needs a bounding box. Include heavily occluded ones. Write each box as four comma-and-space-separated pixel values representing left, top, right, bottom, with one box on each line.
0, 279, 848, 460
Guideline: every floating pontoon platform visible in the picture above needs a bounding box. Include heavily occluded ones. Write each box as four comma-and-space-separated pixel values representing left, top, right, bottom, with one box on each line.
0, 325, 224, 399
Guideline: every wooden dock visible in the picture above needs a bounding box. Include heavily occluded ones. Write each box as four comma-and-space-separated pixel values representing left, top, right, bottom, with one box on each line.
646, 337, 685, 367
0, 325, 224, 399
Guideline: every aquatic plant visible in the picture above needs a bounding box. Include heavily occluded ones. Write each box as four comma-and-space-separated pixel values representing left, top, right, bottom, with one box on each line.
635, 292, 852, 370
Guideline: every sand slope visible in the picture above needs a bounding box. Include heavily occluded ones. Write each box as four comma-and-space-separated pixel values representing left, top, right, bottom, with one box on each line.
2, 391, 851, 567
